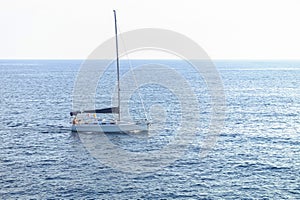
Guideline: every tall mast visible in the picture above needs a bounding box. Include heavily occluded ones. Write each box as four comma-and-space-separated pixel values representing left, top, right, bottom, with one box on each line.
113, 10, 121, 121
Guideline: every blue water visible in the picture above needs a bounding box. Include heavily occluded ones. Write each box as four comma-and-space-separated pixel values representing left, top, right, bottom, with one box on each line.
0, 60, 299, 199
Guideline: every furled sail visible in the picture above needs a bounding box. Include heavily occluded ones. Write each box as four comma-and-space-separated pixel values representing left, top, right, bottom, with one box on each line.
70, 107, 119, 116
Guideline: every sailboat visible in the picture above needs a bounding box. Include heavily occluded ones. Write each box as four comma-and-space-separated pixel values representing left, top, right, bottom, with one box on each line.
70, 10, 149, 133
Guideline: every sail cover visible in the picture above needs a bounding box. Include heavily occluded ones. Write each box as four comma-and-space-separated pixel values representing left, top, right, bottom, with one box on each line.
70, 107, 119, 116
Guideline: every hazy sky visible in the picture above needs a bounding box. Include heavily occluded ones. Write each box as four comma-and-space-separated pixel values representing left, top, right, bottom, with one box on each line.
1, 0, 300, 59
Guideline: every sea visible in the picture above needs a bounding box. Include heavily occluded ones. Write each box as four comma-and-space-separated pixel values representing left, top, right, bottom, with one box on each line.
0, 59, 299, 199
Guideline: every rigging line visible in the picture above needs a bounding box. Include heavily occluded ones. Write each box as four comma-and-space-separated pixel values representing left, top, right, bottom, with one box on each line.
117, 24, 149, 121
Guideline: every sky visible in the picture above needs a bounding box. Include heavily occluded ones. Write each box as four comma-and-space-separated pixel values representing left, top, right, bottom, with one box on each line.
1, 0, 300, 59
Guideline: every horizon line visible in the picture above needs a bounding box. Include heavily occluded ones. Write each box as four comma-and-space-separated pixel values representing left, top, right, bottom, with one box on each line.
1, 58, 300, 61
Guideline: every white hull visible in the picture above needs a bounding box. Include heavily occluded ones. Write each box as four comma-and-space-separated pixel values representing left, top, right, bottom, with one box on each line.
71, 122, 148, 133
